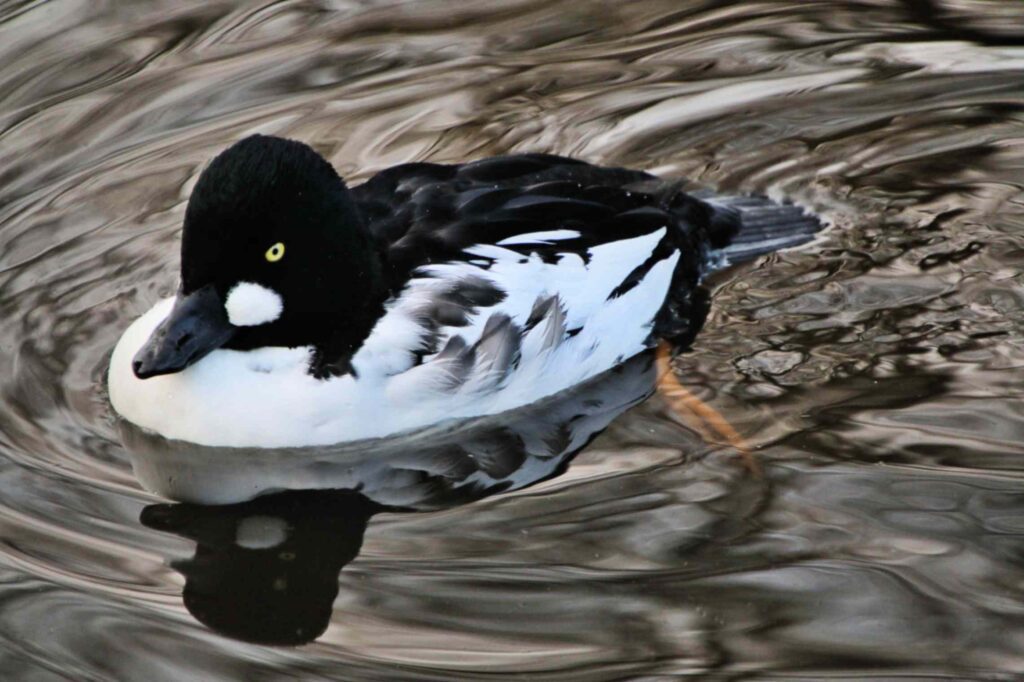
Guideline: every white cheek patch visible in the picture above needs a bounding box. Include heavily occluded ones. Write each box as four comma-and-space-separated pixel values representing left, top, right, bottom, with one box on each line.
225, 282, 284, 327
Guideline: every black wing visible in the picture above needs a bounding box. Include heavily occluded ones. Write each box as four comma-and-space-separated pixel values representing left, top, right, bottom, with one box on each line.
349, 153, 718, 292
348, 153, 821, 348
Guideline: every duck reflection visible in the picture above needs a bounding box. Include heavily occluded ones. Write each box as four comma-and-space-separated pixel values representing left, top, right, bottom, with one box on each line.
136, 352, 658, 645
142, 490, 376, 645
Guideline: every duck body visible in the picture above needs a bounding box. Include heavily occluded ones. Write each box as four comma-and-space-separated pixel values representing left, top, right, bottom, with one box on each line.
109, 136, 821, 448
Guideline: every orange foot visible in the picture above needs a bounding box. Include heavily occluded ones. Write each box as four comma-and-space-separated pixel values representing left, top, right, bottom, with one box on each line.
655, 342, 761, 476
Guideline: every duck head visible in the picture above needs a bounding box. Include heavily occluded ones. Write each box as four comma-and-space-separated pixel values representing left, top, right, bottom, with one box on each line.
133, 135, 386, 379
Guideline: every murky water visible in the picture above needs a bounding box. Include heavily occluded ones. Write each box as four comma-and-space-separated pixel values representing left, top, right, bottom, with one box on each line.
2, 0, 1024, 678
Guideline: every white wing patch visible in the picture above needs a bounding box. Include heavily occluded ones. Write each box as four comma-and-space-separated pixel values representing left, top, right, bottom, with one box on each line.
496, 229, 581, 246
355, 227, 675, 392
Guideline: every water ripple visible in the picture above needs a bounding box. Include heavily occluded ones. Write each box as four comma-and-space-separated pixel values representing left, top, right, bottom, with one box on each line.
1, 0, 1024, 678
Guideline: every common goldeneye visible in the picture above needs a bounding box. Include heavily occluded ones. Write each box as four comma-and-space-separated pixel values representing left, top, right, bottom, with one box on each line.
108, 135, 821, 448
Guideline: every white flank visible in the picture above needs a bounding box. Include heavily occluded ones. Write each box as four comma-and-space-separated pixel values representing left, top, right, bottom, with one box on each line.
109, 228, 677, 448
225, 282, 283, 326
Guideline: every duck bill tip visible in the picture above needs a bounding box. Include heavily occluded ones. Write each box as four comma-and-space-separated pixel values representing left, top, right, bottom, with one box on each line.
131, 285, 235, 380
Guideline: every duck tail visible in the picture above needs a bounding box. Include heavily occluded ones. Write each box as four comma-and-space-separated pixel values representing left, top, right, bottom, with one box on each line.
701, 194, 824, 267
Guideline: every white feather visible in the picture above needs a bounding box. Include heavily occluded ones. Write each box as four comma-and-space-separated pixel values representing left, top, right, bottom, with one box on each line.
496, 229, 581, 245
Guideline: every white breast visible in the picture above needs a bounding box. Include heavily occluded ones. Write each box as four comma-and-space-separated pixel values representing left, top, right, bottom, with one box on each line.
108, 229, 678, 448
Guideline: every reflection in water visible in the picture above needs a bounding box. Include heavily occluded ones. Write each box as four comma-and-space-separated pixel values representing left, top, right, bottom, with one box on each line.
138, 354, 657, 644
142, 491, 376, 646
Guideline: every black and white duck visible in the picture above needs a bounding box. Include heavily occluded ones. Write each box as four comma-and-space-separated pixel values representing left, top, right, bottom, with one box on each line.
108, 135, 822, 448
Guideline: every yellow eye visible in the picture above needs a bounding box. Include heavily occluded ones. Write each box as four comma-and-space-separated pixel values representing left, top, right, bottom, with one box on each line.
265, 242, 285, 262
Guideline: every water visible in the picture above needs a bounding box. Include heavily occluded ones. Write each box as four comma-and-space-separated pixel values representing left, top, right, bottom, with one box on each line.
2, 0, 1024, 678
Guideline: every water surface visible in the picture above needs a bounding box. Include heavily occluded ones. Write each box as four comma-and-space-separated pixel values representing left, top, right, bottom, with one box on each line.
2, 0, 1024, 679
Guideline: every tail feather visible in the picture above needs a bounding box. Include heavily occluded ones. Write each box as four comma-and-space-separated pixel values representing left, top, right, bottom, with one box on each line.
700, 194, 823, 266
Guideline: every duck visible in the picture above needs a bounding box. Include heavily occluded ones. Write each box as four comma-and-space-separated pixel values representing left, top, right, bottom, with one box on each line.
108, 134, 822, 448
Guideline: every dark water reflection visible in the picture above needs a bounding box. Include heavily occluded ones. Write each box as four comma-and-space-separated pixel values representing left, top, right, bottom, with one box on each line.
142, 491, 377, 647
2, 0, 1024, 679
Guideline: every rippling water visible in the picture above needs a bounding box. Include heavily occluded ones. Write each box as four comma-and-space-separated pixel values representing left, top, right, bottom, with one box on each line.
2, 0, 1024, 678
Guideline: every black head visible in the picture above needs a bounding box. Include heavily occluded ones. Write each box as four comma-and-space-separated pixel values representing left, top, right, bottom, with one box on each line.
133, 135, 387, 378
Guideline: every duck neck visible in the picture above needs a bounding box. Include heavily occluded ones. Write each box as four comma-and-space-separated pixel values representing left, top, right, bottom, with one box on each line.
304, 209, 390, 378
308, 283, 388, 379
